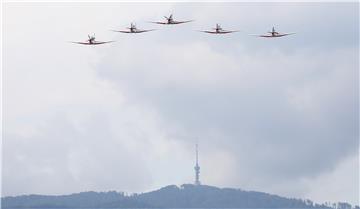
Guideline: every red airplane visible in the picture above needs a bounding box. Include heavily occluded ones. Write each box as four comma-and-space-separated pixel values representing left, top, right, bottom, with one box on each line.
199, 24, 239, 34
71, 35, 114, 45
150, 14, 193, 25
111, 23, 156, 34
256, 27, 295, 38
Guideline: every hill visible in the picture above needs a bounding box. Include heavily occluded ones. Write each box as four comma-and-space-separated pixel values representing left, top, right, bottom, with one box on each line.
1, 184, 357, 208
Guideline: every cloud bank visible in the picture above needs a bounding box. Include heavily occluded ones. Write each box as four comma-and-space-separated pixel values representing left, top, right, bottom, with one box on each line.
3, 2, 359, 205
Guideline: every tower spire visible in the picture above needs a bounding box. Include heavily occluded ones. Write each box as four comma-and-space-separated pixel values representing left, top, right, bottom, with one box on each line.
194, 143, 201, 185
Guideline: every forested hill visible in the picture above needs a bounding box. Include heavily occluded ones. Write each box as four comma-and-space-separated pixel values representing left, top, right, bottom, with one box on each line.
2, 184, 357, 208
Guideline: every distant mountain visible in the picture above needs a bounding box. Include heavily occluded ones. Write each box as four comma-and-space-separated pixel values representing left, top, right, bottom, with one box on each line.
2, 184, 358, 208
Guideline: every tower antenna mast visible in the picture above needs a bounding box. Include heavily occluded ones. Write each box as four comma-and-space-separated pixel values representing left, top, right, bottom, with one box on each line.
194, 143, 201, 185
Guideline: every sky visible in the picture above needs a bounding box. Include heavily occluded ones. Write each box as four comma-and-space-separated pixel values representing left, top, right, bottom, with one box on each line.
2, 2, 359, 206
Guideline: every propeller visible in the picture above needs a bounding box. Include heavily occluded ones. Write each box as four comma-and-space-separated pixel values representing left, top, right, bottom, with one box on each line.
87, 34, 95, 43
164, 14, 173, 20
213, 24, 222, 31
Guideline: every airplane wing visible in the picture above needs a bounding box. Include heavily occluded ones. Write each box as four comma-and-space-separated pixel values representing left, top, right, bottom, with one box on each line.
149, 21, 167, 25
70, 41, 92, 45
92, 41, 115, 44
173, 20, 194, 24
220, 30, 239, 34
252, 34, 274, 38
199, 30, 217, 34
281, 33, 296, 36
136, 29, 156, 33
259, 35, 272, 38
111, 30, 132, 33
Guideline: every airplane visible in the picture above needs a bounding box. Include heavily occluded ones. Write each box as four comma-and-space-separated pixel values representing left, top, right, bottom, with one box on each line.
199, 24, 239, 34
150, 14, 193, 25
71, 35, 114, 45
111, 23, 156, 33
256, 27, 295, 38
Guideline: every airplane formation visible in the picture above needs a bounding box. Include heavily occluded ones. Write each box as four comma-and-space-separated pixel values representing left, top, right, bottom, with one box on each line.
71, 14, 295, 45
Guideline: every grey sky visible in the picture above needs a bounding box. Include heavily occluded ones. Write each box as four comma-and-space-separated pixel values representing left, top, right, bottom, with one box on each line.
2, 2, 359, 206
